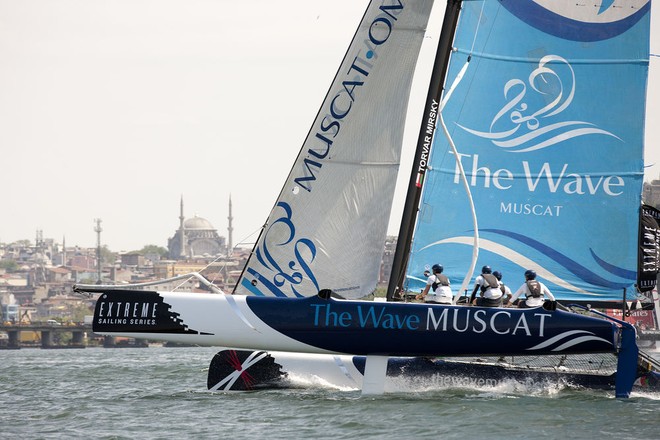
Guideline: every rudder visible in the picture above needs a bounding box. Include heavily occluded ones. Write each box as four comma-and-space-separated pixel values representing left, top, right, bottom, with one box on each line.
208, 349, 287, 391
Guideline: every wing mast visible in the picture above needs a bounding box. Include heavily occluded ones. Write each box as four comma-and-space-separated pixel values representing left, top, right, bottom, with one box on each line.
387, 0, 463, 300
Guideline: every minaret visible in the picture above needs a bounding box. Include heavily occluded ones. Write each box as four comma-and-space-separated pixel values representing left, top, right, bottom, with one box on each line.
62, 236, 66, 267
227, 195, 234, 256
179, 195, 187, 259
94, 219, 102, 283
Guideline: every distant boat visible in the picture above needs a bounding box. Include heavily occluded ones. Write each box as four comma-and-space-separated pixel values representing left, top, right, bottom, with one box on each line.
75, 0, 659, 398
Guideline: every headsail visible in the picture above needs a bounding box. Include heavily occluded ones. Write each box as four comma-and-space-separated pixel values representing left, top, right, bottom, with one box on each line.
406, 0, 652, 302
235, 1, 435, 298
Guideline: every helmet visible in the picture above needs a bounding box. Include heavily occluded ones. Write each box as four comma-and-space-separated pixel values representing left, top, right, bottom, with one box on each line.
481, 265, 492, 274
493, 271, 502, 281
432, 264, 443, 274
524, 269, 537, 280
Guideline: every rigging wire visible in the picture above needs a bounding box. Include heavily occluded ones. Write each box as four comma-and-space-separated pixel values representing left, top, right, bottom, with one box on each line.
434, 1, 486, 303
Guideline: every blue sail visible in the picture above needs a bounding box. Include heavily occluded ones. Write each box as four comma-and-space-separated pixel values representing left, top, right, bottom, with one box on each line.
406, 0, 651, 302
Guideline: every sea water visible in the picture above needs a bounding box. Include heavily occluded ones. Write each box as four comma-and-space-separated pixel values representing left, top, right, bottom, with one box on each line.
1, 346, 658, 439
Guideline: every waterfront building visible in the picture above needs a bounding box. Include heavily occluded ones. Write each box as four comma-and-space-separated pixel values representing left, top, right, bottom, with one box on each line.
643, 179, 660, 209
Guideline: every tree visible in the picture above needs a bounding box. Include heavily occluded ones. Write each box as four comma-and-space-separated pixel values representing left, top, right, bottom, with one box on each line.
70, 302, 94, 322
0, 259, 18, 272
138, 245, 168, 258
100, 245, 116, 266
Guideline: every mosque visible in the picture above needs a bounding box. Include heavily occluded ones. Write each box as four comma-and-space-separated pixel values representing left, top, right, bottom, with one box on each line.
167, 197, 231, 260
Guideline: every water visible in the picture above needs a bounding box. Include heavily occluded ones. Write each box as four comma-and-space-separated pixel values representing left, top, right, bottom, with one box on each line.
1, 347, 658, 439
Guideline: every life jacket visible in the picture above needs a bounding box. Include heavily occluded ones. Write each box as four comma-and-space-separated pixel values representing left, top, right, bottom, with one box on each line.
526, 280, 542, 298
480, 273, 499, 292
431, 274, 450, 291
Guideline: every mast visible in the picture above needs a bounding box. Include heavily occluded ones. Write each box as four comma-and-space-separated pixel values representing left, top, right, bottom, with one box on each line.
94, 218, 102, 284
387, 0, 463, 301
179, 195, 187, 259
227, 194, 234, 256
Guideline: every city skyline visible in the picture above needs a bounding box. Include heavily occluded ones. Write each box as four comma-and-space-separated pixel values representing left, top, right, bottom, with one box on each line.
0, 197, 233, 253
1, 1, 659, 252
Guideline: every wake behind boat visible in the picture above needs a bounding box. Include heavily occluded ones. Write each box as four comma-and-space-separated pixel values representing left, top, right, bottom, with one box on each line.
75, 0, 659, 398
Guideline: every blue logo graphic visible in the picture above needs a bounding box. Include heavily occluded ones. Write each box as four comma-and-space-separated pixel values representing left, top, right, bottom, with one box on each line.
458, 55, 619, 153
499, 0, 650, 42
241, 202, 318, 297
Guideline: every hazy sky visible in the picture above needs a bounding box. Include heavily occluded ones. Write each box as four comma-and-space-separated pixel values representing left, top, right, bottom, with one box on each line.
0, 0, 658, 252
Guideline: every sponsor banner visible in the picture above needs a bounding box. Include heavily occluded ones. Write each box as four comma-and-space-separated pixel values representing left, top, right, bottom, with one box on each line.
606, 308, 656, 329
638, 205, 660, 292
93, 290, 211, 335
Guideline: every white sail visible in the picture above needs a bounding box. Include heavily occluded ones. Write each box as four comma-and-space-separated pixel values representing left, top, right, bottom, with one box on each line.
235, 0, 435, 298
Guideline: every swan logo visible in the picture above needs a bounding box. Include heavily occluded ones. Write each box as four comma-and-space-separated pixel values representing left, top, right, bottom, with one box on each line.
458, 55, 619, 153
500, 0, 650, 42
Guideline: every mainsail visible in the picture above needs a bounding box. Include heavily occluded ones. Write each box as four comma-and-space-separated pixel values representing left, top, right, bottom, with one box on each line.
235, 1, 435, 298
405, 0, 652, 303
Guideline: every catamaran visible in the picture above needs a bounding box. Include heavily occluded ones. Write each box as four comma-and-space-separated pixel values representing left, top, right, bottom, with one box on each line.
75, 0, 659, 398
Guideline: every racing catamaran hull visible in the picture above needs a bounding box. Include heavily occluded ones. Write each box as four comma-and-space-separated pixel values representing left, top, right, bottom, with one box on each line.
90, 289, 619, 356
82, 287, 642, 397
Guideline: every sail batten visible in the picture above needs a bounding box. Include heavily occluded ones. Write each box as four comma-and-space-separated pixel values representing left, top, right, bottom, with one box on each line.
453, 48, 651, 65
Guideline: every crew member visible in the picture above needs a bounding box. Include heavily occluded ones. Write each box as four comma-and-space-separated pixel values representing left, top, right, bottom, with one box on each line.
506, 269, 555, 308
470, 265, 501, 306
493, 271, 512, 304
417, 264, 453, 304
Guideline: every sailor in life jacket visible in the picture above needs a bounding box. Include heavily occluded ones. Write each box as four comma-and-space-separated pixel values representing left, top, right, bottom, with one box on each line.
471, 265, 505, 307
493, 271, 512, 304
417, 264, 453, 304
469, 265, 499, 306
506, 269, 556, 308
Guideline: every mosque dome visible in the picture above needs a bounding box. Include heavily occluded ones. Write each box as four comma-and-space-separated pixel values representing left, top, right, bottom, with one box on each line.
184, 216, 215, 230
168, 199, 227, 260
